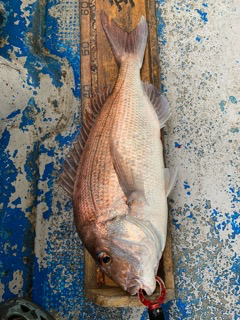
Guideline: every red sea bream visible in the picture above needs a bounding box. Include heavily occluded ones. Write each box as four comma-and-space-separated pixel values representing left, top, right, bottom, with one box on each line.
60, 12, 177, 296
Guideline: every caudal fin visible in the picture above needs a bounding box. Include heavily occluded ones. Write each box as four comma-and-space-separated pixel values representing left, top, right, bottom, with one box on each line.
100, 11, 148, 67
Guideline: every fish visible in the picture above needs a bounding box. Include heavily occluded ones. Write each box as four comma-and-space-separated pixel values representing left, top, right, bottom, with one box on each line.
60, 11, 177, 296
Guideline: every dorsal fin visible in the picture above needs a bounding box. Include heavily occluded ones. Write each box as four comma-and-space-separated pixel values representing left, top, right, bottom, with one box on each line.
142, 82, 170, 128
59, 85, 113, 196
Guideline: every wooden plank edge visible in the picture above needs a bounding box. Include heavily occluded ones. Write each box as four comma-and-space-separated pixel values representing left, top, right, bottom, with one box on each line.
86, 288, 175, 308
162, 224, 175, 289
84, 249, 97, 291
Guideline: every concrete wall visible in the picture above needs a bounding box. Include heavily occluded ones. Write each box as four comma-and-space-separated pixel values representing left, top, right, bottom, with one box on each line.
0, 0, 239, 319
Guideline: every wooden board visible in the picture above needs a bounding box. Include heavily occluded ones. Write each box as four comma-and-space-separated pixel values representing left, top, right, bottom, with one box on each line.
80, 0, 175, 307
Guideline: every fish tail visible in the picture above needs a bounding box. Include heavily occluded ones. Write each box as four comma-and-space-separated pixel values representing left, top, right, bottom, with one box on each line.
100, 11, 148, 67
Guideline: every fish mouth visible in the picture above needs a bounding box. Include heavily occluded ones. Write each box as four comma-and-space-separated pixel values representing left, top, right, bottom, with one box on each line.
127, 279, 155, 296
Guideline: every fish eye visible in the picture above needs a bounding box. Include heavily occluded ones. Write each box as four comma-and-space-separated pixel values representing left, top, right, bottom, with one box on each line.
98, 252, 112, 267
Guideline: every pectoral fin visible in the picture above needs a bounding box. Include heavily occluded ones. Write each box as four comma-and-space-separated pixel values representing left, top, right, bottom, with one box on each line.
164, 168, 178, 197
110, 142, 146, 203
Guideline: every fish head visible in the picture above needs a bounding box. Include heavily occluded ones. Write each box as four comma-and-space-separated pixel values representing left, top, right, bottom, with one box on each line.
87, 215, 163, 296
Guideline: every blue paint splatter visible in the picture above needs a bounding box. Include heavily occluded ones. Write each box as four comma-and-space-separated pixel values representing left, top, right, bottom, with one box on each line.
172, 218, 181, 229
19, 98, 40, 131
6, 109, 21, 119
202, 3, 208, 7
231, 254, 239, 274
39, 145, 55, 157
175, 142, 182, 148
196, 36, 201, 42
156, 6, 167, 46
0, 129, 35, 298
219, 100, 226, 112
42, 190, 52, 220
39, 161, 55, 220
196, 9, 208, 23
0, 129, 17, 202
184, 181, 190, 189
176, 299, 188, 317
32, 257, 49, 304
12, 197, 21, 206
161, 83, 168, 93
140, 308, 149, 320
41, 162, 54, 183
230, 128, 239, 133
211, 209, 218, 218
13, 150, 18, 158
230, 187, 240, 204
55, 128, 80, 149
185, 4, 191, 13
24, 142, 39, 184
229, 96, 238, 104
0, 208, 35, 300
229, 211, 240, 239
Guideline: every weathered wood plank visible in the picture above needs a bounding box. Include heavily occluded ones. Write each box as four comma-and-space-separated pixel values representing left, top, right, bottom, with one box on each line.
86, 287, 175, 307
81, 0, 175, 307
80, 0, 91, 114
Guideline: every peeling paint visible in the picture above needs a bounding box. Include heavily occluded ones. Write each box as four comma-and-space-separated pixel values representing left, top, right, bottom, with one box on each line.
9, 270, 24, 295
0, 281, 4, 301
20, 0, 37, 27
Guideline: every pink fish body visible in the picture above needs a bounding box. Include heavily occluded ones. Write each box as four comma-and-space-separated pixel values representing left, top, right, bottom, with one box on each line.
60, 12, 177, 296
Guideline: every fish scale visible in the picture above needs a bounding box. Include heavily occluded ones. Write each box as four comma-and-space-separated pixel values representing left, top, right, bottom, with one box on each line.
111, 61, 167, 228
75, 88, 127, 223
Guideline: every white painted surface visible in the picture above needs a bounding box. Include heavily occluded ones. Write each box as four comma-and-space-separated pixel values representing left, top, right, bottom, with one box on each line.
156, 0, 240, 318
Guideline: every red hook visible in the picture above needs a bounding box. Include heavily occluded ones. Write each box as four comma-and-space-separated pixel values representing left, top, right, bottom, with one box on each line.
138, 276, 166, 319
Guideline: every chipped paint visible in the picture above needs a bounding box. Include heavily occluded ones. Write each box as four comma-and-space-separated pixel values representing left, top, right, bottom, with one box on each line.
0, 0, 80, 314
0, 282, 4, 301
20, 0, 37, 27
0, 0, 239, 319
9, 270, 24, 295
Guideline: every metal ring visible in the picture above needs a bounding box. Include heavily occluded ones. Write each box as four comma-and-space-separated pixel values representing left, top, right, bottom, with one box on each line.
0, 298, 55, 320
138, 276, 166, 308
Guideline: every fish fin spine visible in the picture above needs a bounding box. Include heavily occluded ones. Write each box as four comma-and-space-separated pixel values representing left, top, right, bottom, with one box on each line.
100, 11, 148, 67
59, 85, 114, 195
142, 82, 171, 128
164, 167, 178, 197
